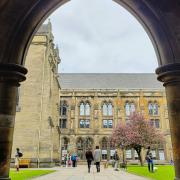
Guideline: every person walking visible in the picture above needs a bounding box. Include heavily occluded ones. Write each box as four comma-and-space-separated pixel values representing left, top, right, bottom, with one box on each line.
71, 152, 77, 168
94, 146, 101, 173
15, 148, 23, 171
85, 148, 94, 173
146, 146, 154, 172
113, 150, 119, 171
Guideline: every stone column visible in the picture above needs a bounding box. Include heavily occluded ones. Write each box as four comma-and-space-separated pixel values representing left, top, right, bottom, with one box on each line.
0, 64, 27, 180
156, 63, 180, 180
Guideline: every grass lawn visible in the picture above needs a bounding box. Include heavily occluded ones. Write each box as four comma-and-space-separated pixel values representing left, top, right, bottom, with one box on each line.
127, 165, 175, 180
10, 169, 56, 180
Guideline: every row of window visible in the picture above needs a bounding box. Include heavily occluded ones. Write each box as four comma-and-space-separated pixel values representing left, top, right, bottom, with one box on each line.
126, 149, 165, 160
60, 118, 160, 129
60, 101, 160, 117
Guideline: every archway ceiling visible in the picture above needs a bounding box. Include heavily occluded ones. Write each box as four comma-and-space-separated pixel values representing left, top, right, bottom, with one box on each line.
0, 0, 180, 67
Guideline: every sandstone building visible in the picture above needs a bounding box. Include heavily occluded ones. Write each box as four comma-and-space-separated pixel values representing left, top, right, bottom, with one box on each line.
11, 22, 172, 167
12, 22, 60, 167
59, 73, 172, 163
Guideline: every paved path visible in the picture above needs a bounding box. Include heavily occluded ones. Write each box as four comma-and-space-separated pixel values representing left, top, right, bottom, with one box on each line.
33, 165, 149, 180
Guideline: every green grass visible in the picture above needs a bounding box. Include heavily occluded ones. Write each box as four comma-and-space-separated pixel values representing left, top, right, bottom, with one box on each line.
10, 169, 56, 180
127, 165, 175, 180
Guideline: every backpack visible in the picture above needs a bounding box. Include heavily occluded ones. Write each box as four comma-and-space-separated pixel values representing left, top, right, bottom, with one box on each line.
18, 152, 23, 157
71, 155, 76, 161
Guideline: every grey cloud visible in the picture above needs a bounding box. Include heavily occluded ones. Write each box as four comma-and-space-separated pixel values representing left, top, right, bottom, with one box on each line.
50, 0, 158, 73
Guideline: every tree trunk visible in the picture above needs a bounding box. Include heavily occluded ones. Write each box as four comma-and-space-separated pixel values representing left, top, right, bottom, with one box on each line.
134, 147, 144, 166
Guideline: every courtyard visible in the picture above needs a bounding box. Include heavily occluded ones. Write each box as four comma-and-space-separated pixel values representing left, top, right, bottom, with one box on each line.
32, 165, 148, 180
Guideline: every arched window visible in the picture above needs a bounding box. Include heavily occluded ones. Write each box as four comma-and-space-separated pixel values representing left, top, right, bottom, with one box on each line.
62, 137, 69, 150
80, 102, 90, 116
85, 137, 93, 150
148, 101, 159, 115
103, 103, 108, 116
110, 140, 116, 160
155, 119, 160, 128
148, 103, 153, 115
60, 101, 68, 116
130, 102, 135, 113
125, 102, 130, 116
102, 102, 113, 116
80, 103, 85, 115
85, 103, 90, 115
153, 103, 159, 115
77, 138, 84, 160
108, 103, 113, 116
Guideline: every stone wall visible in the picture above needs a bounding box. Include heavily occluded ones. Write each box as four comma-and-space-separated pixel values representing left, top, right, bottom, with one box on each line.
11, 24, 60, 167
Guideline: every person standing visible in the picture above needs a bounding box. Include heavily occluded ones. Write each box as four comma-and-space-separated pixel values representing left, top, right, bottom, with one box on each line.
94, 146, 101, 172
113, 150, 119, 171
146, 146, 154, 172
85, 148, 94, 173
71, 152, 77, 168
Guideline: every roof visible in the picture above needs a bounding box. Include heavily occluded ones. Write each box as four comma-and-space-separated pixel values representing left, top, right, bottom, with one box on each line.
58, 73, 164, 90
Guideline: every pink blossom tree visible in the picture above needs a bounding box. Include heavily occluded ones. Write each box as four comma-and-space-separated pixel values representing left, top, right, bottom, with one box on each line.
111, 112, 164, 166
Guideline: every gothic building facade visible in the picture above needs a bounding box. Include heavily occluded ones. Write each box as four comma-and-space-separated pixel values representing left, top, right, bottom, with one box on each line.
11, 23, 172, 167
59, 74, 172, 163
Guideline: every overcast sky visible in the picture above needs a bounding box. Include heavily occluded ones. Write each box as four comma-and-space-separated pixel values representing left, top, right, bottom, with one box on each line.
49, 0, 158, 73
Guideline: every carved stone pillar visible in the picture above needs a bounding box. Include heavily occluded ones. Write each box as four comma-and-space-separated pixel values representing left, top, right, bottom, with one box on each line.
156, 63, 180, 180
0, 64, 27, 180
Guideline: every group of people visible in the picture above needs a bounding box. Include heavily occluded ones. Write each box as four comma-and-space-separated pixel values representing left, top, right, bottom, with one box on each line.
85, 146, 101, 173
14, 146, 172, 173
63, 152, 78, 167
85, 146, 120, 173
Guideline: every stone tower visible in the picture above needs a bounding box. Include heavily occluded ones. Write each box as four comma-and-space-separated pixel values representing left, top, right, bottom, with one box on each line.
11, 21, 61, 167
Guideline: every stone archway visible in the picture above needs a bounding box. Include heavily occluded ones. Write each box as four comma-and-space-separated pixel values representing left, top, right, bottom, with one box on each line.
1, 1, 180, 179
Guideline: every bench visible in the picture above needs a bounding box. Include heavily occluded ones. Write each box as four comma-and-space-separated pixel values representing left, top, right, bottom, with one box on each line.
19, 159, 30, 168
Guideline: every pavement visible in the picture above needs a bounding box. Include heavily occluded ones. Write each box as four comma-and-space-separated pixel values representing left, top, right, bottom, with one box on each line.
33, 165, 149, 180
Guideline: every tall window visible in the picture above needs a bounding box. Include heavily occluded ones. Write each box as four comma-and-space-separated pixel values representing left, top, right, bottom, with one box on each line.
60, 101, 68, 116
60, 119, 67, 128
130, 102, 135, 113
60, 101, 68, 128
148, 103, 153, 115
76, 137, 93, 160
80, 103, 85, 115
110, 140, 116, 160
102, 102, 113, 116
148, 101, 159, 116
79, 101, 91, 128
125, 101, 136, 116
85, 137, 93, 151
155, 119, 160, 128
154, 103, 159, 115
149, 119, 160, 128
102, 102, 113, 128
125, 102, 130, 116
62, 137, 69, 150
77, 138, 84, 160
80, 102, 90, 116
